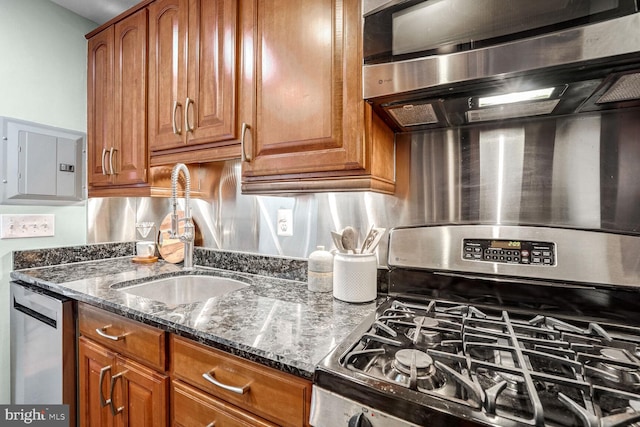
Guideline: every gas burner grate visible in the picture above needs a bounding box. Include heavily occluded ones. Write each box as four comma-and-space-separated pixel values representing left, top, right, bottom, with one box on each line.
337, 298, 640, 426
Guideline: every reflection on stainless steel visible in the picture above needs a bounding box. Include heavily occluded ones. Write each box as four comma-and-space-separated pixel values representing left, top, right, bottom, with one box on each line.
363, 11, 640, 96
89, 109, 640, 265
170, 163, 195, 269
87, 197, 137, 242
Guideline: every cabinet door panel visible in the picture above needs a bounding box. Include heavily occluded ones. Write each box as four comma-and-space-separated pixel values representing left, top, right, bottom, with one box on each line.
186, 0, 237, 145
114, 9, 148, 185
116, 356, 168, 427
87, 27, 114, 187
79, 337, 116, 427
148, 0, 188, 150
243, 0, 363, 178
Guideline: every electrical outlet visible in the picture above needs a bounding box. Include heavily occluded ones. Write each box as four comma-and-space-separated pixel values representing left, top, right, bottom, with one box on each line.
0, 214, 55, 239
276, 209, 293, 236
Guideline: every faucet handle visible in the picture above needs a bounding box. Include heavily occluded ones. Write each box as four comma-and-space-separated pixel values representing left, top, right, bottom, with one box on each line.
180, 218, 195, 242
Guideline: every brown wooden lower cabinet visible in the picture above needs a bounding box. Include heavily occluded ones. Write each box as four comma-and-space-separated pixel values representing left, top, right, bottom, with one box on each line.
78, 303, 311, 426
171, 335, 312, 427
78, 337, 169, 427
172, 380, 278, 427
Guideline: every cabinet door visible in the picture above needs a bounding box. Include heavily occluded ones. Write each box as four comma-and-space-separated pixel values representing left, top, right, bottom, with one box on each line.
113, 9, 148, 186
87, 27, 114, 188
113, 356, 169, 427
79, 337, 117, 427
148, 0, 189, 151
241, 0, 359, 177
185, 0, 237, 146
240, 0, 396, 194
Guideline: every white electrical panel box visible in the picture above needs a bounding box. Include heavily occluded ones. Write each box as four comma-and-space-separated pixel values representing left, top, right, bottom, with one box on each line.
1, 117, 85, 205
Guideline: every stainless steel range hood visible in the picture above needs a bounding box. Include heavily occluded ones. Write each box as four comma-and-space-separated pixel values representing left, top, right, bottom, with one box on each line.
364, 12, 640, 132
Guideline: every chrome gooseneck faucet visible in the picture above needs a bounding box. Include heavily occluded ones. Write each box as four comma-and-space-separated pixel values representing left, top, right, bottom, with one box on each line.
170, 163, 195, 270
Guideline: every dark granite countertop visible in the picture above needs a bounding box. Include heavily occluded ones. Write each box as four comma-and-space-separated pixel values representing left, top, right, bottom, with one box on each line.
11, 254, 378, 380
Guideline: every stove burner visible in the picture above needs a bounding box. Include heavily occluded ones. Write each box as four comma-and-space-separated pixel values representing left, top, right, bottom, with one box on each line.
598, 348, 640, 389
382, 349, 446, 390
406, 316, 442, 346
395, 349, 434, 374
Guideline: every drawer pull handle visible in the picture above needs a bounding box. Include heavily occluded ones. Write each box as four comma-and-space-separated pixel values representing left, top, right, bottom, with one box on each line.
98, 366, 112, 407
202, 371, 250, 395
109, 371, 127, 416
95, 325, 127, 341
205, 423, 216, 427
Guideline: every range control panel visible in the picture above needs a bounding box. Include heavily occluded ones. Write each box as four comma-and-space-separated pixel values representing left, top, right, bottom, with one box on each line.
462, 239, 556, 266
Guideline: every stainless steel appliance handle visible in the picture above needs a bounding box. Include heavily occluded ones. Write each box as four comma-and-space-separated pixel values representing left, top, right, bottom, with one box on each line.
172, 101, 182, 135
240, 122, 251, 161
95, 325, 127, 341
185, 97, 194, 133
202, 371, 250, 395
12, 297, 56, 328
98, 366, 112, 407
109, 371, 126, 416
101, 148, 108, 175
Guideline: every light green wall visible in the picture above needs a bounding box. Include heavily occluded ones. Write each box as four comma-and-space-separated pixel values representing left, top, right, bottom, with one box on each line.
0, 0, 96, 404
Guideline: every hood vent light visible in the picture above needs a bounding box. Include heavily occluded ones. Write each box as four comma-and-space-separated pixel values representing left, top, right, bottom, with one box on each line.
466, 99, 561, 123
597, 72, 640, 104
387, 103, 439, 127
467, 85, 566, 123
478, 87, 555, 107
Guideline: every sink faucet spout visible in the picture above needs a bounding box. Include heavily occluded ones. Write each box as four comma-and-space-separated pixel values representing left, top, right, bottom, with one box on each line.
170, 163, 195, 270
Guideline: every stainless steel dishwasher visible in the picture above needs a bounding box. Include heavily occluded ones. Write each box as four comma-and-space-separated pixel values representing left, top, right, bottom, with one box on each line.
10, 281, 76, 423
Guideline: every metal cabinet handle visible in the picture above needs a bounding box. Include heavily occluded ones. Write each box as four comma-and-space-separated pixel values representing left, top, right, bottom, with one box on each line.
101, 148, 109, 175
240, 122, 251, 161
95, 325, 126, 341
98, 366, 112, 407
184, 97, 194, 133
109, 371, 127, 416
172, 101, 182, 135
205, 423, 216, 427
202, 371, 250, 395
108, 147, 117, 175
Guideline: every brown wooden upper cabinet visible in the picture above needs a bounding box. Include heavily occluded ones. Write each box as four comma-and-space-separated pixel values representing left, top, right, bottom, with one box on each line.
86, 0, 395, 196
238, 0, 396, 194
87, 9, 149, 194
147, 0, 241, 164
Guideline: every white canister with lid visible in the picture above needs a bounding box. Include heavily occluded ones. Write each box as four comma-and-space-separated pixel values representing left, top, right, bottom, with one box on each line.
333, 252, 377, 303
308, 246, 334, 292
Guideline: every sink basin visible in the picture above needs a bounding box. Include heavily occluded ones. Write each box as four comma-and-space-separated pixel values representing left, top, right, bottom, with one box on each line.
116, 275, 249, 305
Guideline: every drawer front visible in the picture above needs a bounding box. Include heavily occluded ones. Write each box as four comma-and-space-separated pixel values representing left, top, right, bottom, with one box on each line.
78, 303, 166, 371
172, 380, 277, 427
171, 336, 311, 427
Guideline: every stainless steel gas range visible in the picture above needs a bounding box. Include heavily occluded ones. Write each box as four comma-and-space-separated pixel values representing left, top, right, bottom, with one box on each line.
311, 225, 640, 427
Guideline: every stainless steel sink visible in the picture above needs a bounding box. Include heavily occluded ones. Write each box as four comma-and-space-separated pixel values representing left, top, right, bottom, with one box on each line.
116, 275, 249, 305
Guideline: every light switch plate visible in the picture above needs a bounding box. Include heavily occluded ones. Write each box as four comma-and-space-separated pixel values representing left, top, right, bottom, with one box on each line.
0, 214, 55, 239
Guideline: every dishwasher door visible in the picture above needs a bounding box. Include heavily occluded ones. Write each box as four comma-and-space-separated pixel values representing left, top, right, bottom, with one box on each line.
10, 281, 76, 420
